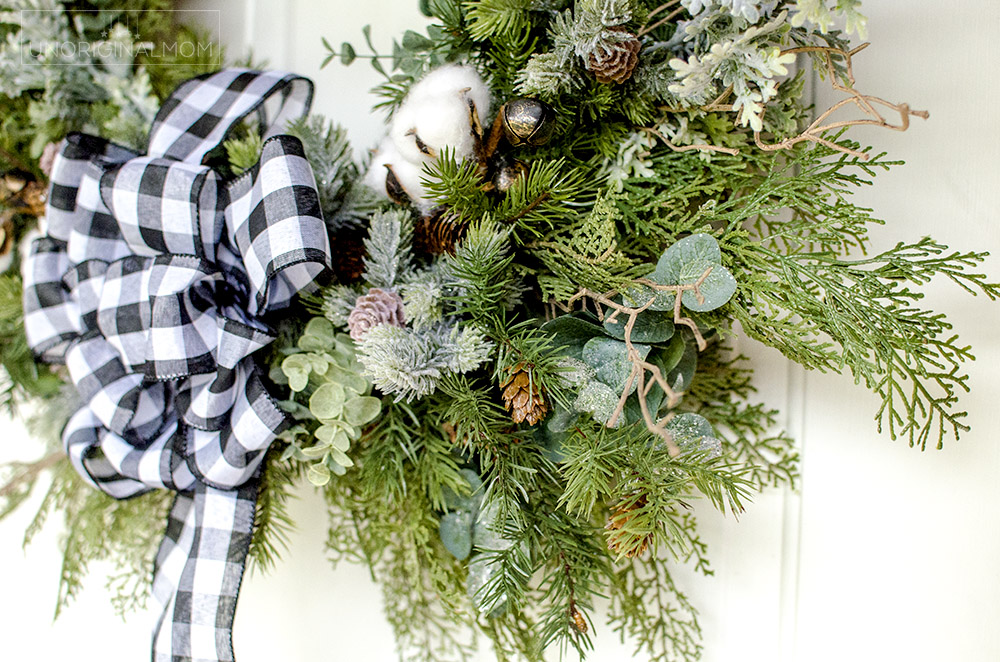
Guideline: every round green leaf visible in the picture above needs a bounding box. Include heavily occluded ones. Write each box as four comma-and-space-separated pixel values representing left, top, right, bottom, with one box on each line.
309, 382, 345, 420
666, 412, 722, 457
602, 308, 675, 343
329, 448, 354, 468
679, 262, 737, 312
307, 463, 331, 487
582, 337, 650, 394
439, 511, 473, 560
666, 340, 698, 392
281, 354, 311, 392
344, 396, 382, 427
651, 233, 722, 285
340, 42, 356, 66
572, 380, 621, 427
443, 469, 484, 512
542, 314, 606, 360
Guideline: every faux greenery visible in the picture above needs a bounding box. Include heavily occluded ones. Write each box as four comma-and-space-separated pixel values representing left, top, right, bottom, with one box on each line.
0, 2, 996, 662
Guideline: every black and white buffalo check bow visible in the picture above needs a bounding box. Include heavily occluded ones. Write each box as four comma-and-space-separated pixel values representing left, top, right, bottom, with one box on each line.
22, 69, 331, 662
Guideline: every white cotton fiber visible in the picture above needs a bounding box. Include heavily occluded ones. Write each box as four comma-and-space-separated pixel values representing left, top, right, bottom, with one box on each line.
363, 137, 433, 211
390, 65, 491, 165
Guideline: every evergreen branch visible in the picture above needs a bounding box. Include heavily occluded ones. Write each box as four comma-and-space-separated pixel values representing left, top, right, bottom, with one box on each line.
726, 235, 997, 449
247, 449, 302, 574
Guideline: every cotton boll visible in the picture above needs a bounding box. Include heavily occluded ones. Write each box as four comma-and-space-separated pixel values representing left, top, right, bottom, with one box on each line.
363, 137, 434, 211
390, 65, 492, 165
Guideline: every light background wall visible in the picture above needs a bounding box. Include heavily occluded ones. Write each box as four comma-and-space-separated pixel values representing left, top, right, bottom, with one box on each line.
1, 1, 998, 660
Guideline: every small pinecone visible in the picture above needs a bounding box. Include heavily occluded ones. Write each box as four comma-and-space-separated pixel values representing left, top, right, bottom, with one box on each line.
330, 225, 368, 282
605, 494, 653, 558
414, 207, 468, 256
569, 603, 588, 634
587, 28, 641, 85
500, 362, 547, 426
347, 287, 405, 341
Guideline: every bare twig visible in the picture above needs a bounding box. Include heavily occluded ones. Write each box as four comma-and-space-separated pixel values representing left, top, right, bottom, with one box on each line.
557, 267, 716, 456
753, 43, 928, 160
637, 5, 685, 38
656, 43, 926, 160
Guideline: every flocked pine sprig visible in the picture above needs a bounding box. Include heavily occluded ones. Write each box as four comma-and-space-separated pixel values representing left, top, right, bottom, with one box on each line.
363, 208, 414, 289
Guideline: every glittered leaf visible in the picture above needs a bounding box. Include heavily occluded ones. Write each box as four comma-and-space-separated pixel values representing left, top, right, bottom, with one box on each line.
679, 262, 737, 312
573, 380, 621, 426
443, 469, 484, 512
666, 412, 722, 457
582, 337, 650, 394
602, 309, 675, 343
542, 314, 606, 360
439, 511, 473, 560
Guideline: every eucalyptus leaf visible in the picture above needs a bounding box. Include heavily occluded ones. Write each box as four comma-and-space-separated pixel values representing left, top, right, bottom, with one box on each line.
307, 463, 331, 487
443, 469, 484, 512
666, 412, 722, 457
651, 233, 722, 285
582, 337, 650, 394
345, 396, 382, 426
542, 314, 605, 360
572, 380, 621, 427
666, 340, 698, 393
602, 308, 675, 344
439, 511, 473, 560
309, 382, 346, 420
680, 262, 737, 312
329, 448, 354, 468
281, 354, 311, 392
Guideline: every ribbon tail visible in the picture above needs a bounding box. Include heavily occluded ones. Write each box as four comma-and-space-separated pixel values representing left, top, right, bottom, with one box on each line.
151, 481, 258, 662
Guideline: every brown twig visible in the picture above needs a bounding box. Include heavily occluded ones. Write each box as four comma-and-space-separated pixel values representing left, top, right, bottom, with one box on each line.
753, 43, 928, 160
656, 44, 926, 160
637, 4, 685, 38
557, 266, 716, 456
502, 191, 550, 225
0, 451, 64, 499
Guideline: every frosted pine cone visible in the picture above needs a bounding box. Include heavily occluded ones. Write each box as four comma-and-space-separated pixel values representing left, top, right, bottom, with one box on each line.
500, 362, 547, 425
348, 288, 406, 341
586, 28, 641, 85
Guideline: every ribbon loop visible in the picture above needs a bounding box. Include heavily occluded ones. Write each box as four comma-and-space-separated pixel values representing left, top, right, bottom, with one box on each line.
23, 69, 329, 662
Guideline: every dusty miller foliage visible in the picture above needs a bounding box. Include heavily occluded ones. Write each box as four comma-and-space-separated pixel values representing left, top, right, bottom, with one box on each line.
0, 2, 996, 662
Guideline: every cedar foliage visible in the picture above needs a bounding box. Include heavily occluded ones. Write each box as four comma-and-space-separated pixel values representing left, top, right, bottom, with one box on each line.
0, 2, 996, 662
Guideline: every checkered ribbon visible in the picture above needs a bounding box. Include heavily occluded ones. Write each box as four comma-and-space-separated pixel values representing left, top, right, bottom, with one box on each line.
22, 69, 331, 661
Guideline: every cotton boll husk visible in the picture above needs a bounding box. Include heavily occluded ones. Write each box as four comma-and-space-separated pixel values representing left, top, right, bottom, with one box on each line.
390, 65, 491, 165
363, 137, 434, 211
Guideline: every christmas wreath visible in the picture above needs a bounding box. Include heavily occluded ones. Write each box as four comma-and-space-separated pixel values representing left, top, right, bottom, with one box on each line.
0, 1, 996, 661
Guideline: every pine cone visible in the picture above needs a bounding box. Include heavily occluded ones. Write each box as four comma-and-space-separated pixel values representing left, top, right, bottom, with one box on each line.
330, 225, 368, 283
586, 28, 641, 85
415, 207, 467, 256
348, 288, 406, 341
500, 362, 547, 426
605, 494, 653, 558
